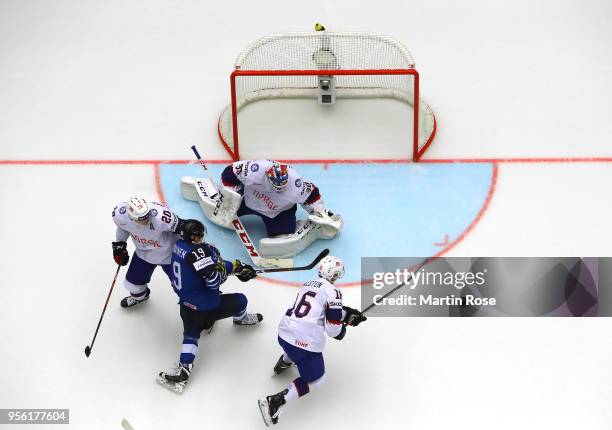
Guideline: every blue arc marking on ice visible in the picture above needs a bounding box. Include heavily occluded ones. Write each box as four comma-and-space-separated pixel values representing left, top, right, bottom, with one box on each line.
159, 162, 495, 285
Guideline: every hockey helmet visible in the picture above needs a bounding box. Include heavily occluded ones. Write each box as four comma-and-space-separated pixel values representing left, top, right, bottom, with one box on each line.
265, 162, 289, 192
317, 255, 345, 283
127, 197, 150, 222
181, 219, 206, 243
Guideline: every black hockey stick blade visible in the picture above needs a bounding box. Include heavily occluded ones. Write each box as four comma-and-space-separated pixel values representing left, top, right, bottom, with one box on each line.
256, 249, 329, 273
84, 346, 91, 357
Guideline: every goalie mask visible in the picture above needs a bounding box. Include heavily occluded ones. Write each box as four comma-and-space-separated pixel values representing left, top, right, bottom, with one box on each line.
317, 256, 345, 283
265, 162, 289, 192
127, 197, 150, 223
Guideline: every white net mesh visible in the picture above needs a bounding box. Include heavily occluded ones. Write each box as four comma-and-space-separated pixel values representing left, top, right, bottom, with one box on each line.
218, 32, 435, 160
236, 32, 415, 70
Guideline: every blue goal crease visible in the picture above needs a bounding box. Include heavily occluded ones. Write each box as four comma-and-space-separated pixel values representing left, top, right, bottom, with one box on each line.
159, 162, 494, 284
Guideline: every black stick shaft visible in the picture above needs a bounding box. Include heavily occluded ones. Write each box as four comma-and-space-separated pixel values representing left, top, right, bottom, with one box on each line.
85, 265, 121, 357
256, 249, 329, 273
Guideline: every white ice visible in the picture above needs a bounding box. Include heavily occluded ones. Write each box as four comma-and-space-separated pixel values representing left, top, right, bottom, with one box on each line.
1, 1, 612, 429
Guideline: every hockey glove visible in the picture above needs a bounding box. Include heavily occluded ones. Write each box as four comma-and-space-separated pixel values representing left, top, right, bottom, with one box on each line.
112, 241, 129, 266
211, 260, 229, 284
342, 306, 367, 327
232, 260, 257, 282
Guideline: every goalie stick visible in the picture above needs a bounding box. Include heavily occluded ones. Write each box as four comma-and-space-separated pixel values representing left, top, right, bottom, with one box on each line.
255, 248, 329, 273
189, 146, 293, 269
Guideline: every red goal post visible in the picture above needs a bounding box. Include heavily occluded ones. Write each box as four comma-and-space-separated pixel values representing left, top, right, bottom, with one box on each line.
217, 31, 437, 162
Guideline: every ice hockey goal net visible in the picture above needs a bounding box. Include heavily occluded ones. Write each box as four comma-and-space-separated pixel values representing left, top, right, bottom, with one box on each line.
217, 31, 436, 161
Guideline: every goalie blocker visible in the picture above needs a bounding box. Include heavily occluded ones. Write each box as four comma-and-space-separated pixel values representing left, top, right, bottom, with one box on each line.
181, 176, 343, 258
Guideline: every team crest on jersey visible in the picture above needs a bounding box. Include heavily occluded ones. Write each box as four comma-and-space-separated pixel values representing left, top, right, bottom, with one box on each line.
150, 209, 158, 217
119, 207, 126, 214
295, 179, 303, 188
250, 163, 259, 172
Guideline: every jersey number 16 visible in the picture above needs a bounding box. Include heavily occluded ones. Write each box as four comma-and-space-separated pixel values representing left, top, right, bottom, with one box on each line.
286, 291, 317, 318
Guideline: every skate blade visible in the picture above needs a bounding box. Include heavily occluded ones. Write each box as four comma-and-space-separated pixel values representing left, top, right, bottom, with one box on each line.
257, 398, 273, 427
156, 374, 185, 394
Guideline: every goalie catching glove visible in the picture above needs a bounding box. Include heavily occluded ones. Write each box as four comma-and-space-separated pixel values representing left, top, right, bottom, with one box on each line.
232, 260, 257, 282
342, 306, 367, 327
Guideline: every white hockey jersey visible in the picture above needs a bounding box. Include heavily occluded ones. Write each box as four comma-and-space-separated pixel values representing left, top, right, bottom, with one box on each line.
112, 201, 180, 265
278, 278, 344, 353
223, 159, 324, 218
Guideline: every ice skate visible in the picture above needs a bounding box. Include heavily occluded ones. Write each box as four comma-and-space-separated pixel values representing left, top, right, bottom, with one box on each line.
233, 312, 263, 326
258, 389, 287, 426
273, 354, 292, 375
156, 362, 192, 394
120, 288, 150, 308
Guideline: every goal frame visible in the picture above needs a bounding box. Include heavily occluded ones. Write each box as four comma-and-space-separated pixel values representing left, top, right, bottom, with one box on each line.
218, 68, 436, 162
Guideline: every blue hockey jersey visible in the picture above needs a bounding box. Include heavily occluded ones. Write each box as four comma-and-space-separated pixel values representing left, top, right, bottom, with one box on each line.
170, 239, 233, 310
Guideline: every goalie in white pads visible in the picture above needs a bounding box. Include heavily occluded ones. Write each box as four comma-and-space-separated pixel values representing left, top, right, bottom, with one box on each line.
257, 256, 366, 426
181, 160, 343, 258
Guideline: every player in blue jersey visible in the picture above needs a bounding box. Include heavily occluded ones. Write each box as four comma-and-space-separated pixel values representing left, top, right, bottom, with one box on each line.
157, 219, 261, 393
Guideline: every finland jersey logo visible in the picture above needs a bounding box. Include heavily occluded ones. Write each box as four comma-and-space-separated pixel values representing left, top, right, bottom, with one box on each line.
250, 163, 259, 172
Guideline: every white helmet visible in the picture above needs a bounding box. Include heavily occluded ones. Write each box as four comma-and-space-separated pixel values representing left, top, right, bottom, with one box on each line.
317, 256, 345, 283
127, 197, 150, 222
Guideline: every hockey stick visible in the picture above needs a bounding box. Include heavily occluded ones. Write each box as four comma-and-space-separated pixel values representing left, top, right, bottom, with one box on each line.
84, 265, 121, 357
189, 146, 293, 269
361, 259, 430, 314
256, 248, 329, 273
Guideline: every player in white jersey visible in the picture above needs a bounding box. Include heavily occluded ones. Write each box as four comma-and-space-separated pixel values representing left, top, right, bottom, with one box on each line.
111, 196, 185, 307
224, 159, 342, 231
258, 256, 367, 426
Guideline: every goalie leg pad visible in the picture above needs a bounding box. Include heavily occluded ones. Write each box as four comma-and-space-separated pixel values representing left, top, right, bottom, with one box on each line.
180, 176, 242, 229
259, 220, 326, 258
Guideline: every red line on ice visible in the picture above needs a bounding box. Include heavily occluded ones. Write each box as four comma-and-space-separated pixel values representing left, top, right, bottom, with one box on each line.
2, 156, 612, 165
0, 157, 565, 287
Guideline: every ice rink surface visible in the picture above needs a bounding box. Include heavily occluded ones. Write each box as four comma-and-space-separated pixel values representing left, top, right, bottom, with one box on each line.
1, 0, 612, 429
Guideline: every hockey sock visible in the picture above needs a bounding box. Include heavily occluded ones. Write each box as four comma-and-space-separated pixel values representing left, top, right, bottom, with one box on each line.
282, 353, 293, 364
179, 336, 199, 365
233, 308, 247, 321
286, 376, 324, 402
131, 287, 149, 300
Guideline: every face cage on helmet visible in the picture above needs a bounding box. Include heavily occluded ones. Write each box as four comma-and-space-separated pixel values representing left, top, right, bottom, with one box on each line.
190, 232, 204, 243
132, 212, 150, 222
267, 165, 289, 191
269, 180, 287, 191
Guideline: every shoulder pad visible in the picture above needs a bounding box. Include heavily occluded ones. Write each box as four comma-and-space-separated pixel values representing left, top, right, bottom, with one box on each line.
112, 203, 129, 223
149, 206, 179, 230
